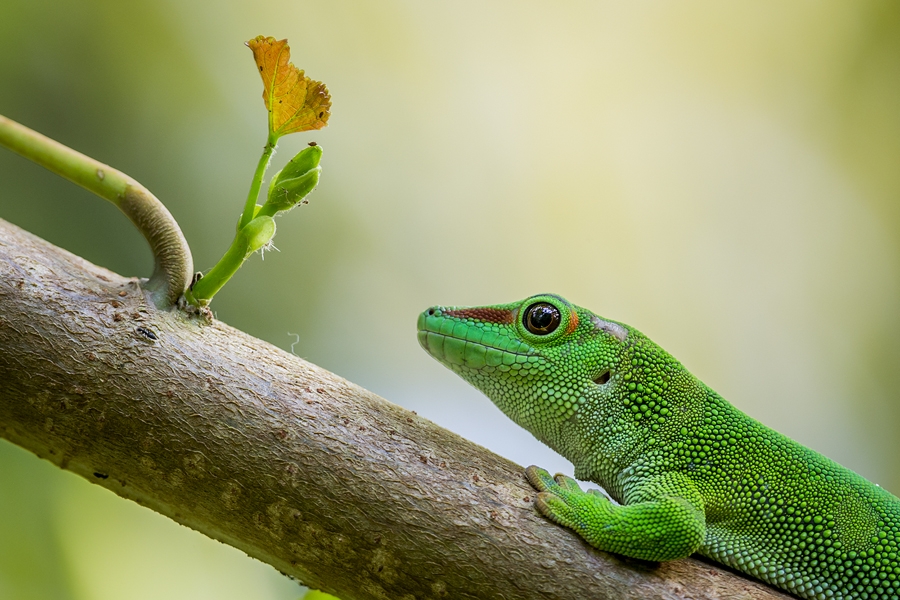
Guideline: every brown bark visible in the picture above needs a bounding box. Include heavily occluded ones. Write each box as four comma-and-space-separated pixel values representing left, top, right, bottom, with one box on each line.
0, 217, 791, 600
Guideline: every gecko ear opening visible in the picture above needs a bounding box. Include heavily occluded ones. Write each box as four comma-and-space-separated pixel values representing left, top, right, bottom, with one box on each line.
593, 370, 611, 385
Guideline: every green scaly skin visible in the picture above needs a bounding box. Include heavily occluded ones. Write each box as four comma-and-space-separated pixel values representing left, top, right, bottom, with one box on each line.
417, 293, 900, 600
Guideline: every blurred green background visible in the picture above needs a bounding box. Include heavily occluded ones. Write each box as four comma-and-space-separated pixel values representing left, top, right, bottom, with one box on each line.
1, 1, 899, 598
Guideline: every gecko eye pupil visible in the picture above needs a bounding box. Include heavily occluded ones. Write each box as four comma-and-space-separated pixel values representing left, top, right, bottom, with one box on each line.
524, 303, 561, 335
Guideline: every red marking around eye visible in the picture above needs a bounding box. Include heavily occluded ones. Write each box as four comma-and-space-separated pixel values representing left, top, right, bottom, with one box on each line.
444, 307, 513, 324
565, 311, 579, 335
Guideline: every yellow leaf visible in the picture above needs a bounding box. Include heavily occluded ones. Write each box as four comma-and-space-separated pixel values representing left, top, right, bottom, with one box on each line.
246, 36, 331, 138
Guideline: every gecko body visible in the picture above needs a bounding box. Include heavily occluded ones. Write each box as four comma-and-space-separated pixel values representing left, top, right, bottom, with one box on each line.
418, 294, 900, 600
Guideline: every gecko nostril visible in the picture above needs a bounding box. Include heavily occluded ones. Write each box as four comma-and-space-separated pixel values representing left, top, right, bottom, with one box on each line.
426, 308, 437, 316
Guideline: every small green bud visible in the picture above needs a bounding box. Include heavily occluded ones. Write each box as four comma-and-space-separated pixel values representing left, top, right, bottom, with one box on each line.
263, 167, 320, 216
277, 144, 322, 181
262, 145, 323, 216
238, 215, 276, 255
237, 205, 263, 232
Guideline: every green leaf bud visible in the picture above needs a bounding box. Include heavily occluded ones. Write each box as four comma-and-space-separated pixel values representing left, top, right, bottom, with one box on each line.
277, 144, 322, 181
262, 145, 323, 216
237, 205, 263, 232
238, 215, 276, 255
263, 167, 320, 216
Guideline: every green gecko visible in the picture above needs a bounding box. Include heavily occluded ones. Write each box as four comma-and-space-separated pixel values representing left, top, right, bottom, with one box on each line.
418, 293, 900, 600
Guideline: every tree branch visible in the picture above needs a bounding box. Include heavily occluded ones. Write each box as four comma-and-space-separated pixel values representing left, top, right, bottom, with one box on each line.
0, 217, 790, 600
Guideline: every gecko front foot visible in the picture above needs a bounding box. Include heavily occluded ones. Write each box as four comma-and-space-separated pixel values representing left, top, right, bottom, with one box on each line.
524, 465, 704, 561
525, 465, 612, 533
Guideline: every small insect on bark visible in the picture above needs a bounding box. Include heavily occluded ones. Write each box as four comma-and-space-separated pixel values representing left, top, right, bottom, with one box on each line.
135, 326, 158, 343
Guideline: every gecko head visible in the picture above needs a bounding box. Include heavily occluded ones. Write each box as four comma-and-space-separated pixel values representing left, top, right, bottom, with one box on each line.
417, 294, 636, 452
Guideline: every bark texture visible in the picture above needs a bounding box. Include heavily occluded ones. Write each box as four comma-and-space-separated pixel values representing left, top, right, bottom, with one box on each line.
0, 217, 791, 600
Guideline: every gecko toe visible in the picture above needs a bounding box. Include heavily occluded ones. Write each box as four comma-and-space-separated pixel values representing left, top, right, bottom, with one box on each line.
525, 465, 555, 492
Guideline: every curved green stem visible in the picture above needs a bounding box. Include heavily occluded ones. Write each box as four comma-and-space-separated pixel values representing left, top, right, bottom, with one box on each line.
0, 114, 193, 309
189, 215, 275, 305
239, 133, 278, 230
188, 234, 249, 304
189, 133, 280, 306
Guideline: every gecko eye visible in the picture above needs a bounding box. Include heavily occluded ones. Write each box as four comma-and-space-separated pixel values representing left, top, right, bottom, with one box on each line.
523, 303, 561, 335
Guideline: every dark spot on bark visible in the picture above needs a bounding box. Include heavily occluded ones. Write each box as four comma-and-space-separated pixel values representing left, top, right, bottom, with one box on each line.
118, 290, 127, 297
473, 474, 480, 482
110, 300, 122, 308
94, 472, 109, 479
113, 313, 124, 322
406, 418, 413, 423
524, 496, 530, 502
318, 111, 323, 117
135, 326, 157, 342
316, 388, 325, 394
419, 456, 427, 463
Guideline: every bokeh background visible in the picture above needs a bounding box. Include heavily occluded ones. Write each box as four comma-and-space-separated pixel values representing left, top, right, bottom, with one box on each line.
1, 1, 899, 598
